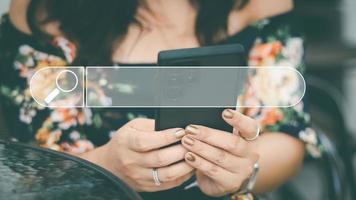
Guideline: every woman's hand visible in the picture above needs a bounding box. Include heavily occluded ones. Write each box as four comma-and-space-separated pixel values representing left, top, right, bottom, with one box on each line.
82, 118, 194, 192
181, 109, 260, 197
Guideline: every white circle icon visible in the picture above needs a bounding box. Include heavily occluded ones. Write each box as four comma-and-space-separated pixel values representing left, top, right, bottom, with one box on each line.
44, 70, 79, 104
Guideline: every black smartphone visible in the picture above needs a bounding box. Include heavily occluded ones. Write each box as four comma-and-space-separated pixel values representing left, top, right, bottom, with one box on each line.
155, 44, 246, 132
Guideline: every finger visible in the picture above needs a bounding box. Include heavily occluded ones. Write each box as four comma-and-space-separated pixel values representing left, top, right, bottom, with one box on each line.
138, 145, 188, 168
153, 161, 194, 183
136, 7, 161, 27
135, 161, 194, 184
146, 161, 194, 183
126, 161, 195, 186
222, 109, 259, 140
184, 152, 234, 184
135, 13, 152, 30
127, 126, 186, 152
182, 136, 252, 173
127, 118, 155, 131
185, 125, 250, 157
140, 171, 194, 192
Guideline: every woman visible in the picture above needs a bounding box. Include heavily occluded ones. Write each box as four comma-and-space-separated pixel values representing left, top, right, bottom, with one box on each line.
0, 0, 323, 199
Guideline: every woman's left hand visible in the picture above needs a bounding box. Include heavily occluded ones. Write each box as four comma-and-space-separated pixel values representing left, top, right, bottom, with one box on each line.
182, 109, 260, 197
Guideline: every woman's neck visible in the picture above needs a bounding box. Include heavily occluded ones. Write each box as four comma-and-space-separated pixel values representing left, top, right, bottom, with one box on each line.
140, 0, 195, 29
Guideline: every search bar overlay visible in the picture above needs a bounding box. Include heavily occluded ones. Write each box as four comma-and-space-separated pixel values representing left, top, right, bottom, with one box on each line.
30, 66, 305, 108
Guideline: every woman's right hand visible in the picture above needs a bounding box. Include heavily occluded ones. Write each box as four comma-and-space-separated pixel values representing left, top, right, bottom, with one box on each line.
83, 118, 194, 192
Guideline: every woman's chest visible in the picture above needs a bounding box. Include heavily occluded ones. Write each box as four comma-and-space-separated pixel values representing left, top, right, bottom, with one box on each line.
112, 26, 200, 63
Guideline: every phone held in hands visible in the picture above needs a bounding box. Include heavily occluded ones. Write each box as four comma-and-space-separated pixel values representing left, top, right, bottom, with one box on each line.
155, 44, 246, 133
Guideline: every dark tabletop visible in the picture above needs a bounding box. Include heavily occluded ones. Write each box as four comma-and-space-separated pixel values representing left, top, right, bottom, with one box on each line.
0, 140, 141, 200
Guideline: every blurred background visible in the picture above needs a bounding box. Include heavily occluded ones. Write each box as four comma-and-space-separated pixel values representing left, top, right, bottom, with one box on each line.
0, 0, 355, 199
0, 0, 11, 148
278, 0, 356, 199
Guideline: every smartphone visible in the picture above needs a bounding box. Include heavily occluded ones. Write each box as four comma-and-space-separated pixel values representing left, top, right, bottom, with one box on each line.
155, 44, 246, 132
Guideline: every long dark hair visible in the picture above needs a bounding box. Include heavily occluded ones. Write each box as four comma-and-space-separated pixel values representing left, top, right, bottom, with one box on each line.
28, 0, 249, 65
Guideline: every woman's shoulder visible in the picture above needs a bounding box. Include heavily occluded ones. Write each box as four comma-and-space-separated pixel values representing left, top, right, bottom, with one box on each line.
0, 14, 72, 92
0, 14, 37, 52
247, 0, 294, 24
224, 9, 300, 57
228, 0, 294, 36
9, 0, 62, 37
0, 12, 68, 61
9, 0, 32, 35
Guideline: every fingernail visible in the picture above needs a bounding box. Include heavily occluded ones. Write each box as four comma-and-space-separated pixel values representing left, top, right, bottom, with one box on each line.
223, 109, 235, 119
185, 125, 199, 135
186, 153, 195, 162
174, 129, 186, 139
183, 136, 195, 146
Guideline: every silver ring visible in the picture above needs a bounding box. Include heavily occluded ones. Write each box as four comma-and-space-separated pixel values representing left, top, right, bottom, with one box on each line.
152, 168, 161, 186
244, 125, 260, 141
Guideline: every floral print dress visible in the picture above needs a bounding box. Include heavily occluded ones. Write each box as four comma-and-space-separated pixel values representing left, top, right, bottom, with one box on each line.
0, 12, 324, 200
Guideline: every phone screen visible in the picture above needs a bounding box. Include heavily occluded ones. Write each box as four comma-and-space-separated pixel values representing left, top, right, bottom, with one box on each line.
155, 44, 246, 132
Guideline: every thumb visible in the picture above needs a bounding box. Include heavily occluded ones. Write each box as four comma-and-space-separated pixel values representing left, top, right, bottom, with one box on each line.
222, 109, 260, 140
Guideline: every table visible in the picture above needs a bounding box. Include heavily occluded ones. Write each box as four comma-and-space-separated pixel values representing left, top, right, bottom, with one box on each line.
0, 140, 141, 200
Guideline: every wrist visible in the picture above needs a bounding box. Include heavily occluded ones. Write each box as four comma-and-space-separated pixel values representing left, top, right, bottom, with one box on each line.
78, 143, 138, 191
78, 144, 115, 174
234, 162, 260, 195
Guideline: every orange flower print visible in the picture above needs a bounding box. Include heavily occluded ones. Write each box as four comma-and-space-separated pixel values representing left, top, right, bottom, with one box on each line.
260, 108, 283, 126
249, 41, 283, 66
53, 37, 77, 63
61, 140, 95, 154
35, 127, 62, 151
35, 127, 52, 144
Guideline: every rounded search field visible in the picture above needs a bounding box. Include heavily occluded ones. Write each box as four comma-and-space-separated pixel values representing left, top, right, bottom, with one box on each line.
30, 66, 306, 108
30, 67, 84, 108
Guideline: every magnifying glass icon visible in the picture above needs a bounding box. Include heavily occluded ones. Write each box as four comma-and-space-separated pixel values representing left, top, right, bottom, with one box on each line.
44, 70, 79, 104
